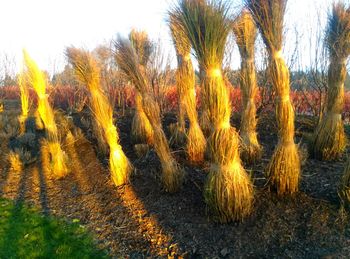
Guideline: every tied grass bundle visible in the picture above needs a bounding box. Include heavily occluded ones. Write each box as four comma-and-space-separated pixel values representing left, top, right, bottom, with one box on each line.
129, 30, 154, 147
23, 50, 68, 178
168, 14, 188, 147
311, 3, 350, 161
340, 157, 350, 208
132, 92, 154, 145
66, 47, 132, 186
169, 11, 206, 164
232, 10, 262, 164
115, 38, 183, 192
17, 72, 30, 134
175, 0, 253, 222
246, 0, 300, 195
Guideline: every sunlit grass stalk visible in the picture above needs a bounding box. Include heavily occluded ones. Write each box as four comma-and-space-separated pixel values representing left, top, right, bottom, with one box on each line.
175, 0, 253, 222
246, 0, 300, 194
115, 38, 183, 192
66, 47, 132, 186
233, 10, 262, 164
169, 11, 206, 164
129, 30, 154, 146
17, 72, 30, 134
23, 50, 68, 178
311, 3, 350, 161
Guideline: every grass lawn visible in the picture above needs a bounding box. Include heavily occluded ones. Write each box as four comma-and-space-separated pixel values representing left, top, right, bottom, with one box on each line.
0, 198, 108, 258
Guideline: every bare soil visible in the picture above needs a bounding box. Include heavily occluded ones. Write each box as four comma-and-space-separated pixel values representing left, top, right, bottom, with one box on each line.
1, 103, 350, 258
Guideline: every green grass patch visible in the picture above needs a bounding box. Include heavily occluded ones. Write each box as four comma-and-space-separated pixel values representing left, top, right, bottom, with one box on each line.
0, 198, 108, 258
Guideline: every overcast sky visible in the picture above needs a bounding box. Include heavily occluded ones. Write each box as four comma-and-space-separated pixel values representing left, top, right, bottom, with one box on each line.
0, 0, 334, 76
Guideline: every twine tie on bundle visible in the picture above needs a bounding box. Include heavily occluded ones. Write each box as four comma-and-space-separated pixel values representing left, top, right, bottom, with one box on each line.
38, 93, 47, 100
183, 54, 191, 62
330, 113, 342, 120
273, 50, 283, 59
208, 67, 222, 79
218, 121, 231, 130
278, 95, 290, 103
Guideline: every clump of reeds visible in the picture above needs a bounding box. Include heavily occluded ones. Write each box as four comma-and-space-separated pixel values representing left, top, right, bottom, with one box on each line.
23, 50, 68, 178
66, 47, 132, 186
169, 10, 206, 164
246, 0, 300, 194
115, 38, 183, 193
17, 72, 30, 134
129, 29, 154, 147
232, 10, 262, 164
175, 0, 253, 222
311, 3, 350, 161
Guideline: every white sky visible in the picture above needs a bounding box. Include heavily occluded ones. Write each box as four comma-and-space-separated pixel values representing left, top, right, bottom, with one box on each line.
0, 0, 335, 76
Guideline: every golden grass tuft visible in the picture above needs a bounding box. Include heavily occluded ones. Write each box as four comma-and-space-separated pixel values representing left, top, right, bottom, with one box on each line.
66, 47, 132, 186
129, 30, 155, 147
115, 38, 183, 192
23, 50, 68, 178
232, 10, 262, 164
169, 11, 206, 163
8, 151, 23, 173
175, 0, 253, 222
311, 3, 350, 160
246, 0, 300, 195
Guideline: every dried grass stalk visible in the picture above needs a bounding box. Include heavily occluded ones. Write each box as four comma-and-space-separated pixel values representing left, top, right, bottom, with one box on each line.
175, 0, 253, 222
169, 11, 206, 163
232, 10, 262, 164
66, 47, 132, 186
129, 30, 154, 147
246, 0, 300, 194
115, 38, 183, 192
23, 50, 68, 178
311, 3, 350, 161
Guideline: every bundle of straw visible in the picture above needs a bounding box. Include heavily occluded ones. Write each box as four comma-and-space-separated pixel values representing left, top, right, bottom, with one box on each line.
129, 30, 154, 146
66, 47, 132, 186
115, 38, 183, 193
311, 3, 350, 161
232, 10, 262, 164
169, 11, 206, 164
175, 0, 253, 222
246, 0, 300, 194
18, 72, 30, 134
23, 50, 68, 178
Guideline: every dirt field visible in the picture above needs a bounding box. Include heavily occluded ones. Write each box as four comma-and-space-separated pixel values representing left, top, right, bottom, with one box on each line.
0, 101, 350, 258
